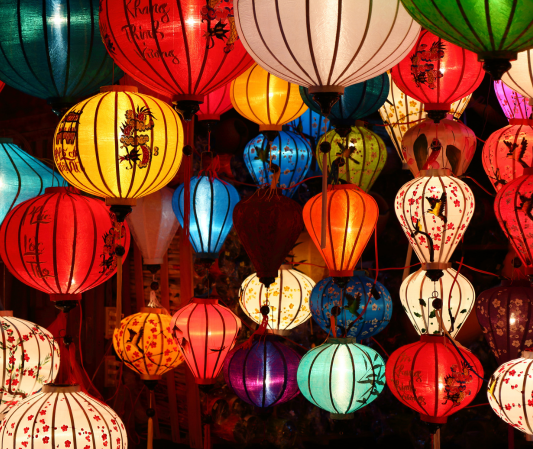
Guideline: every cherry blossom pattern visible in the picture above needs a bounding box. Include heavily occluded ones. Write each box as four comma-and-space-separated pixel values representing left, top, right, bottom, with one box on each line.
494, 81, 533, 121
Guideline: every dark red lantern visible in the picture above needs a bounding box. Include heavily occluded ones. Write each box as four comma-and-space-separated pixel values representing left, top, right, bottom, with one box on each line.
233, 189, 304, 288
198, 84, 233, 122
0, 187, 130, 302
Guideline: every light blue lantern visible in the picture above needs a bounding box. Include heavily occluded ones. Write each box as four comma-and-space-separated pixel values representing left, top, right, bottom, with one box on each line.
172, 176, 240, 260
285, 109, 332, 143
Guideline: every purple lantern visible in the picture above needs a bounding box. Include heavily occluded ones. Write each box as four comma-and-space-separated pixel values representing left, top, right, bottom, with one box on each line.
494, 80, 532, 120
223, 336, 301, 408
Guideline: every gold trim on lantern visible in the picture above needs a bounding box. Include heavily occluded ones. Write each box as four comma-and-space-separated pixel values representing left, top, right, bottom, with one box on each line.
0, 310, 14, 317
100, 85, 139, 93
308, 85, 345, 94
419, 168, 452, 177
140, 307, 162, 314
421, 263, 452, 270
106, 198, 137, 207
258, 124, 283, 131
43, 384, 81, 393
140, 374, 162, 381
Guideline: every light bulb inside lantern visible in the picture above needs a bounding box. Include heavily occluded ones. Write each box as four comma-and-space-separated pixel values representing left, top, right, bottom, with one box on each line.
510, 316, 516, 325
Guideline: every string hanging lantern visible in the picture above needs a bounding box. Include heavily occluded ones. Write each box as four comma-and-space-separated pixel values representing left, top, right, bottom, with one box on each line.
502, 49, 533, 104
286, 110, 331, 145
494, 80, 533, 121
198, 84, 233, 122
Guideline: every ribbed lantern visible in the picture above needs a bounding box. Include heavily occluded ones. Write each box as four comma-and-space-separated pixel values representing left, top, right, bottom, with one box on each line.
171, 298, 241, 385
310, 272, 392, 339
173, 176, 240, 261
0, 187, 130, 302
400, 268, 475, 338
494, 80, 533, 120
287, 110, 331, 144
240, 266, 315, 331
502, 49, 533, 103
198, 84, 233, 122
297, 339, 385, 419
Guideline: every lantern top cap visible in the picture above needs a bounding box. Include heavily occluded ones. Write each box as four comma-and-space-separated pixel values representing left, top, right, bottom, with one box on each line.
329, 337, 358, 345
140, 306, 162, 314
0, 138, 14, 144
100, 85, 139, 94
0, 310, 13, 317
43, 384, 80, 393
522, 350, 533, 360
192, 297, 219, 305
45, 187, 80, 195
419, 168, 452, 178
420, 334, 446, 344
509, 119, 533, 126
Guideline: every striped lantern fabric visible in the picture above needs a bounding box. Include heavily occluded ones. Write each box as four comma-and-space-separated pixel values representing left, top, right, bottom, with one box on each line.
234, 0, 421, 92
0, 385, 127, 449
0, 187, 130, 301
494, 80, 533, 120
198, 84, 233, 122
502, 50, 533, 101
171, 298, 241, 385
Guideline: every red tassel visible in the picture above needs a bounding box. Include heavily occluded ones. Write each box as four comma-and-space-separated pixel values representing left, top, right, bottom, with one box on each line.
330, 315, 337, 338
241, 313, 269, 350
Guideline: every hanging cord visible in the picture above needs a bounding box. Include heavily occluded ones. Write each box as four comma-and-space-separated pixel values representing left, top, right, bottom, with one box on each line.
319, 142, 331, 248
446, 256, 463, 334
147, 388, 156, 449
183, 144, 193, 241
114, 220, 127, 329
442, 333, 488, 382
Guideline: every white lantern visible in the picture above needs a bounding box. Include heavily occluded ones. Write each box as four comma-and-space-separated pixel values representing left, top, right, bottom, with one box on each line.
400, 268, 475, 338
240, 266, 315, 331
502, 49, 533, 102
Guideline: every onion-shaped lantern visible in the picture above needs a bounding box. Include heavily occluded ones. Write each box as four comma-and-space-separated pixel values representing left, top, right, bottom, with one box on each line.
494, 80, 533, 121
502, 49, 533, 103
310, 272, 392, 339
197, 84, 233, 122
171, 297, 241, 385
286, 110, 331, 144
297, 338, 385, 419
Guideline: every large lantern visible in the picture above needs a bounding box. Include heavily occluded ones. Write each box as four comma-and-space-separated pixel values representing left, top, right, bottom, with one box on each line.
0, 187, 130, 302
173, 176, 240, 261
198, 84, 233, 122
502, 49, 533, 102
310, 272, 392, 339
286, 110, 331, 144
494, 80, 533, 120
386, 335, 484, 425
171, 297, 241, 385
240, 266, 315, 331
297, 338, 385, 418
400, 268, 475, 338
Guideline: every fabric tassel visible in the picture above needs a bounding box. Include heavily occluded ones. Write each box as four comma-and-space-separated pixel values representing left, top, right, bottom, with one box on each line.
241, 312, 269, 350
329, 315, 337, 338
69, 342, 104, 400
321, 152, 328, 249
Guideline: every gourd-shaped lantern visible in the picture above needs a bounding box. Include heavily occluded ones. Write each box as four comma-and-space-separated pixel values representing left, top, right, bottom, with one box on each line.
297, 338, 385, 419
173, 176, 240, 261
0, 138, 66, 224
400, 268, 475, 338
386, 335, 484, 426
171, 297, 241, 385
233, 189, 303, 288
0, 187, 130, 302
310, 272, 392, 339
502, 49, 533, 103
198, 84, 233, 122
494, 80, 533, 120
317, 124, 387, 191
287, 110, 331, 145
0, 0, 118, 114
224, 336, 300, 408
391, 30, 484, 122
240, 266, 315, 331
476, 280, 533, 364
243, 131, 312, 196
303, 185, 378, 280
400, 0, 533, 79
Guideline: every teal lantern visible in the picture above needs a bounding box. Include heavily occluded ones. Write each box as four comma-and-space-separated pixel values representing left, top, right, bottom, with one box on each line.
285, 110, 332, 145
297, 338, 385, 419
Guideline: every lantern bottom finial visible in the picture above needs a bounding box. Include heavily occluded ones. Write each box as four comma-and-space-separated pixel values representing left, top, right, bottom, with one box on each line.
312, 92, 341, 116
259, 276, 276, 289
425, 269, 444, 282
176, 100, 201, 121
482, 58, 512, 81
426, 110, 447, 124
53, 300, 79, 314
109, 204, 133, 223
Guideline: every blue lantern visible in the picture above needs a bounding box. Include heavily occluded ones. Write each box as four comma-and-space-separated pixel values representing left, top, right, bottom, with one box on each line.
0, 138, 66, 224
285, 110, 332, 143
243, 131, 312, 197
172, 176, 240, 260
310, 271, 392, 339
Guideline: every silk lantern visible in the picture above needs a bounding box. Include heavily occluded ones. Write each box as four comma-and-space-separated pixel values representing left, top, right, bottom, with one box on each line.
120, 73, 171, 103
0, 187, 130, 302
240, 266, 315, 331
171, 297, 241, 385
297, 338, 385, 418
224, 336, 300, 408
198, 84, 233, 122
310, 272, 392, 339
494, 80, 533, 120
173, 176, 240, 261
286, 110, 331, 144
386, 335, 484, 425
502, 49, 533, 103
476, 280, 533, 364
400, 268, 475, 338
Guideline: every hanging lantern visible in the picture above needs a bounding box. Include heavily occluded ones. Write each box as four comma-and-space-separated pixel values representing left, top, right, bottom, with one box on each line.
386, 335, 484, 426
243, 131, 312, 197
297, 338, 385, 419
240, 266, 315, 331
173, 176, 240, 261
224, 335, 300, 408
310, 272, 392, 339
198, 84, 233, 122
494, 80, 532, 120
476, 280, 533, 364
171, 297, 241, 385
400, 268, 475, 338
233, 189, 303, 288
0, 187, 130, 302
286, 110, 331, 144
0, 138, 66, 224
502, 49, 533, 103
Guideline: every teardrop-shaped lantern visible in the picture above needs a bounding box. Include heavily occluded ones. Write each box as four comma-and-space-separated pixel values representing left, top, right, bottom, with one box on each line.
286, 110, 331, 144
502, 49, 533, 102
494, 80, 533, 121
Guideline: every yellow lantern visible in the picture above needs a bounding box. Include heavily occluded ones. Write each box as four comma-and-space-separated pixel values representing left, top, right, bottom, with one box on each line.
230, 64, 307, 132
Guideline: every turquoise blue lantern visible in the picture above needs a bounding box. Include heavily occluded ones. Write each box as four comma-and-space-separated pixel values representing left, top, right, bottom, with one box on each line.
0, 138, 66, 224
297, 338, 385, 418
243, 131, 312, 197
310, 271, 392, 339
172, 176, 240, 260
285, 110, 332, 144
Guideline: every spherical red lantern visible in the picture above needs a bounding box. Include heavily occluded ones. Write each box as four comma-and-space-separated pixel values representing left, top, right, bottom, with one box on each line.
198, 84, 233, 122
0, 187, 130, 301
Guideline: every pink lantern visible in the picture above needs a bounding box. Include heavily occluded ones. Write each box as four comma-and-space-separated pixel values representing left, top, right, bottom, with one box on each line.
198, 84, 233, 122
494, 81, 533, 121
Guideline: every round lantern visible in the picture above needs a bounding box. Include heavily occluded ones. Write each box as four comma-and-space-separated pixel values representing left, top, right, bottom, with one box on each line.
400, 268, 475, 338
297, 338, 385, 418
198, 84, 233, 122
476, 280, 533, 364
310, 272, 392, 339
224, 335, 300, 408
240, 266, 315, 331
0, 187, 131, 302
171, 297, 241, 385
173, 176, 240, 261
120, 73, 171, 103
401, 117, 477, 177
303, 185, 378, 279
386, 335, 484, 425
0, 138, 66, 224
243, 131, 312, 196
317, 124, 387, 191
286, 110, 331, 144
502, 49, 533, 102
482, 120, 533, 191
494, 80, 533, 120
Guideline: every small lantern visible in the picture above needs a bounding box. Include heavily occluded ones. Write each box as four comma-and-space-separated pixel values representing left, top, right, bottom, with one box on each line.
198, 84, 233, 122
502, 49, 533, 103
286, 110, 331, 144
494, 80, 532, 121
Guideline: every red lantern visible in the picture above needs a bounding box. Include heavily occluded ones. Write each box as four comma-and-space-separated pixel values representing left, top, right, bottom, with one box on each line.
171, 297, 241, 385
386, 335, 483, 426
0, 187, 130, 301
198, 84, 233, 122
